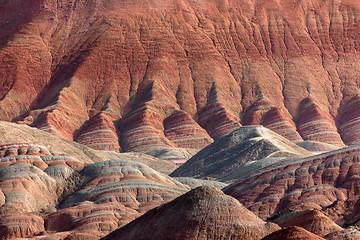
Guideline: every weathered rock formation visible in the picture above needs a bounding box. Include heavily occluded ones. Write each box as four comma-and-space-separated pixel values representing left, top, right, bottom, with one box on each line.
0, 144, 84, 238
223, 146, 360, 226
75, 112, 121, 152
0, 121, 177, 174
0, 0, 358, 153
102, 186, 280, 240
0, 142, 189, 239
297, 97, 344, 146
325, 227, 360, 240
261, 226, 325, 240
270, 209, 343, 237
296, 141, 342, 154
339, 96, 360, 146
174, 177, 228, 189
171, 125, 311, 181
46, 160, 189, 236
145, 147, 199, 165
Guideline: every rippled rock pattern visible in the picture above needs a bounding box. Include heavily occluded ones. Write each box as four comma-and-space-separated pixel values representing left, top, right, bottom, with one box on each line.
297, 98, 344, 146
75, 112, 121, 152
171, 126, 311, 181
102, 186, 280, 240
0, 144, 84, 238
339, 96, 360, 146
0, 0, 358, 152
224, 146, 360, 226
261, 226, 325, 240
164, 110, 213, 149
0, 143, 189, 239
51, 160, 189, 234
270, 209, 343, 237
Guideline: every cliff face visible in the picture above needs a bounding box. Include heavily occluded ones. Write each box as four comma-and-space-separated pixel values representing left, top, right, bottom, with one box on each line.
0, 0, 359, 152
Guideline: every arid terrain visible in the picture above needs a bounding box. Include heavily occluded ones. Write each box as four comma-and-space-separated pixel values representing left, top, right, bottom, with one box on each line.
0, 0, 359, 239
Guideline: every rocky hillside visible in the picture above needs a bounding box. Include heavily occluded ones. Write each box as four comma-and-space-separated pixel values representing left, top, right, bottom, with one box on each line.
223, 145, 360, 225
102, 186, 280, 240
171, 125, 311, 181
0, 0, 359, 153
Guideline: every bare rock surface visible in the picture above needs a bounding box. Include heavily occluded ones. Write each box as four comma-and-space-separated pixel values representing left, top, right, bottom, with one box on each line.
0, 144, 84, 239
171, 125, 311, 181
270, 209, 343, 237
297, 141, 342, 153
223, 146, 360, 225
145, 147, 198, 165
0, 121, 177, 174
102, 186, 280, 240
174, 177, 228, 189
46, 160, 189, 237
261, 226, 325, 240
0, 0, 358, 152
0, 142, 189, 239
325, 227, 360, 240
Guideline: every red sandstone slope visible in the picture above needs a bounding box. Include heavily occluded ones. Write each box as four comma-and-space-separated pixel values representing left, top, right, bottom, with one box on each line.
0, 0, 359, 152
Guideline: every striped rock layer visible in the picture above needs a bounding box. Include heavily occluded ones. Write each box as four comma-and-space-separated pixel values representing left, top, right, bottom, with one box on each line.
223, 146, 360, 227
171, 126, 311, 181
0, 143, 189, 239
0, 0, 358, 152
102, 186, 280, 240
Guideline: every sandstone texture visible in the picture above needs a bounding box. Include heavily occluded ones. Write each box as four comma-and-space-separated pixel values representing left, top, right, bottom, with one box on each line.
171, 125, 311, 181
223, 146, 360, 227
145, 147, 199, 165
261, 226, 325, 240
0, 121, 177, 174
325, 227, 360, 240
46, 160, 189, 236
0, 142, 190, 239
0, 0, 358, 153
174, 177, 228, 189
296, 141, 342, 154
102, 186, 280, 240
270, 209, 343, 237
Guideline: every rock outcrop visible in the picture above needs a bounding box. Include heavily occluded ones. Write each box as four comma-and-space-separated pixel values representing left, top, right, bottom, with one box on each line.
261, 226, 325, 240
145, 147, 198, 165
223, 146, 360, 225
270, 209, 343, 237
171, 125, 311, 181
297, 98, 344, 146
0, 121, 177, 174
325, 227, 360, 240
0, 144, 84, 238
75, 112, 121, 152
339, 96, 360, 146
102, 186, 280, 240
0, 0, 358, 152
46, 160, 189, 236
0, 142, 189, 238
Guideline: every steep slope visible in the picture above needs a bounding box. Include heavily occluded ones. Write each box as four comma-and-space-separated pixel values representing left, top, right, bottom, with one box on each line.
0, 121, 177, 174
0, 0, 358, 152
270, 209, 343, 237
171, 125, 311, 181
325, 227, 360, 240
0, 144, 84, 238
0, 143, 189, 239
261, 226, 325, 240
102, 186, 280, 240
223, 146, 360, 225
46, 160, 189, 237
